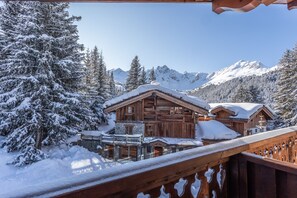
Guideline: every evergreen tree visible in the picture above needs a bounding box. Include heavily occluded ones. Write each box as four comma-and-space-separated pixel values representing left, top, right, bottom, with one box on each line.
109, 71, 116, 97
97, 51, 109, 99
125, 56, 141, 91
0, 2, 105, 166
149, 67, 156, 82
90, 46, 99, 89
274, 49, 297, 126
84, 48, 92, 88
249, 85, 263, 103
231, 85, 253, 102
138, 66, 147, 85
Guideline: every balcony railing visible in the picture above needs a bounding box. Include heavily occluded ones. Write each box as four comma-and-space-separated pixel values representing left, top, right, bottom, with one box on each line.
13, 126, 297, 198
102, 134, 143, 145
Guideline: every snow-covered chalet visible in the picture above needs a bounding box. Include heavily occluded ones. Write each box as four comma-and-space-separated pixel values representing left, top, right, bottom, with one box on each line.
102, 83, 210, 160
209, 103, 275, 136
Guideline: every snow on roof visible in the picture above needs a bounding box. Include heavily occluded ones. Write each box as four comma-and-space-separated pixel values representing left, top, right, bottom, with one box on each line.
196, 120, 240, 140
104, 84, 210, 111
143, 137, 203, 146
209, 103, 274, 120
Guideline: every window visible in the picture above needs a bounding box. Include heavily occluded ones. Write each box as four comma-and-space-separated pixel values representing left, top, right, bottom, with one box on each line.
125, 125, 134, 135
170, 107, 183, 115
127, 106, 134, 114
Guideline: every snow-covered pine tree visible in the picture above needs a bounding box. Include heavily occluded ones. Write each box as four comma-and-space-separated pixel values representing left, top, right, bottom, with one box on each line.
0, 1, 23, 64
90, 46, 99, 90
0, 2, 105, 166
149, 66, 156, 82
249, 85, 263, 103
97, 51, 109, 99
138, 66, 147, 86
109, 71, 116, 97
125, 56, 141, 91
84, 48, 92, 89
274, 49, 296, 126
231, 85, 253, 102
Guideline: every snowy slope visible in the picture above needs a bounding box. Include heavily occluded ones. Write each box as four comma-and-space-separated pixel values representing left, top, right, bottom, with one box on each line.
203, 60, 277, 87
0, 138, 120, 197
110, 60, 276, 91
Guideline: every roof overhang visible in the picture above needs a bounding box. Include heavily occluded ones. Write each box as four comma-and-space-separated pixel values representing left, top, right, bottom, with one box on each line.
210, 106, 236, 116
39, 0, 297, 14
104, 90, 209, 115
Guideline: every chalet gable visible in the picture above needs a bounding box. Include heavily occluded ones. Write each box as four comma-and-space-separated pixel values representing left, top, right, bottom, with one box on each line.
104, 84, 210, 114
209, 103, 275, 121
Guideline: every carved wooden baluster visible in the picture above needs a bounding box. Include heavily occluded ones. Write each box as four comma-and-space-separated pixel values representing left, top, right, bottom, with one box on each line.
180, 174, 195, 197
163, 179, 177, 197
190, 173, 201, 198
173, 178, 188, 197
197, 169, 209, 198
208, 165, 220, 197
273, 145, 278, 160
288, 139, 293, 163
218, 163, 228, 197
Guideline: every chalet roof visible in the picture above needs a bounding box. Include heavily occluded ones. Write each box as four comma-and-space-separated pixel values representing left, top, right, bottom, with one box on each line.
104, 84, 210, 113
196, 120, 240, 140
209, 103, 275, 120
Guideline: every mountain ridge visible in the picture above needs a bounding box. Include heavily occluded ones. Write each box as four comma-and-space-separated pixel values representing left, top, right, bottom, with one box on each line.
110, 60, 278, 91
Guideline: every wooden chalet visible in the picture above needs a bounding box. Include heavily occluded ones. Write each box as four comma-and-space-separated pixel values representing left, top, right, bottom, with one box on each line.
102, 83, 209, 160
209, 103, 275, 136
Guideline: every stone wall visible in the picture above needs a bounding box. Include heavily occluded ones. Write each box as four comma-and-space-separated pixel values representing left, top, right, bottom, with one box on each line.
115, 122, 145, 135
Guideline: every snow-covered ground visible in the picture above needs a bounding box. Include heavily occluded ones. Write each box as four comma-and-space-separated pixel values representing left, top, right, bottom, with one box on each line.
0, 136, 120, 197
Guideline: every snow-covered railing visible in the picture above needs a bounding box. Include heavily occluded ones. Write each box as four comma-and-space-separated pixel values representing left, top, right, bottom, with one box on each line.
16, 126, 297, 198
102, 134, 143, 145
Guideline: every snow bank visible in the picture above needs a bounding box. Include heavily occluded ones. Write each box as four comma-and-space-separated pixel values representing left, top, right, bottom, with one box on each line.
210, 103, 274, 119
104, 84, 210, 111
0, 143, 120, 197
196, 120, 240, 140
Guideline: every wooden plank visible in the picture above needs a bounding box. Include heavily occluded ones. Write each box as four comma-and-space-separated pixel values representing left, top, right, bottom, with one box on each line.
212, 0, 261, 14
288, 0, 297, 10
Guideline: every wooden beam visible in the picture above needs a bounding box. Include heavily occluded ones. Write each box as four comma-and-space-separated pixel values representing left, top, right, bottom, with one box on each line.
288, 0, 297, 10
212, 0, 261, 14
262, 0, 277, 6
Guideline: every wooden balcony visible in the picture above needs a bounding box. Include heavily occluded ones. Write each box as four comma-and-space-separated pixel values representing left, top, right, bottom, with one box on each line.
16, 126, 297, 198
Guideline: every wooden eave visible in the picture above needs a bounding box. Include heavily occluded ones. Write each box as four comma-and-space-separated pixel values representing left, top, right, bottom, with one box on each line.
249, 106, 275, 121
40, 0, 297, 14
210, 106, 236, 116
104, 90, 209, 115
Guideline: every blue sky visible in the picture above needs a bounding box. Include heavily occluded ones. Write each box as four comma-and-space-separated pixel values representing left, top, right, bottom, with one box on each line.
69, 3, 297, 73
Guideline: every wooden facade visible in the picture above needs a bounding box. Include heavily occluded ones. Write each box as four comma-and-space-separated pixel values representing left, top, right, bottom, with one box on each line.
101, 88, 209, 160
115, 94, 196, 139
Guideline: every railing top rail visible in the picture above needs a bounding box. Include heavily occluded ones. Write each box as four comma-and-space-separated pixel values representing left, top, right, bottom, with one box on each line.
11, 126, 297, 198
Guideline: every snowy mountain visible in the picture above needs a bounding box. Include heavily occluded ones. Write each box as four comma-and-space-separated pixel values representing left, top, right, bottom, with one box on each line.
110, 60, 277, 91
110, 65, 208, 91
203, 60, 277, 87
150, 65, 208, 91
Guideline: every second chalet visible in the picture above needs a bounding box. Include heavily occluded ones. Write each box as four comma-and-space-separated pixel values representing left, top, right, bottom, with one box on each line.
102, 82, 210, 160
